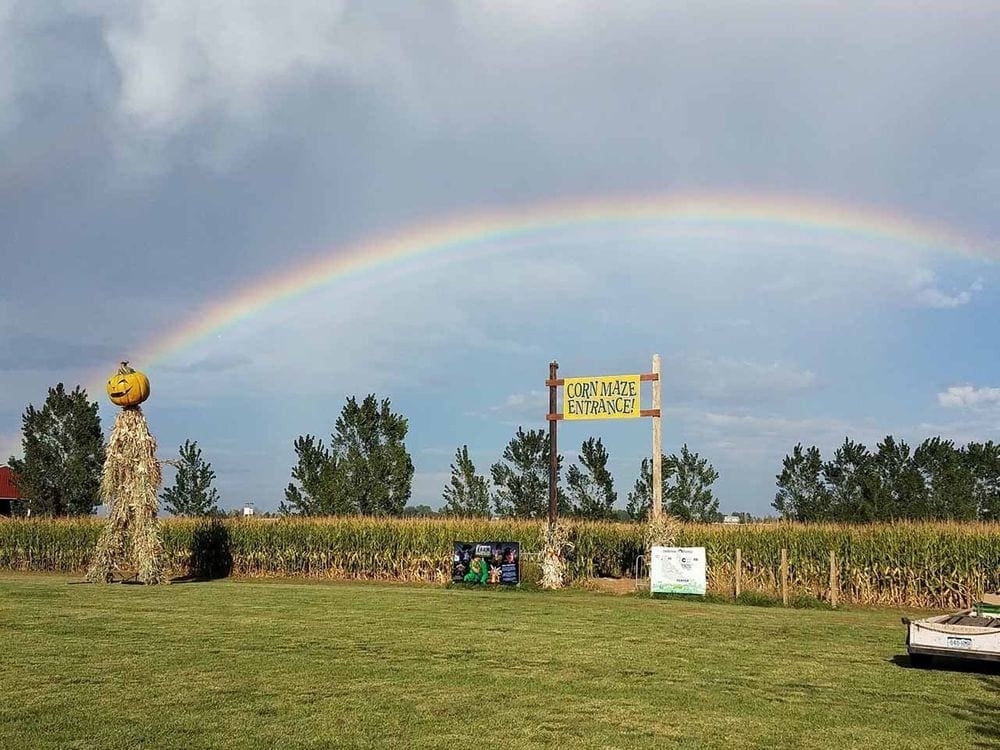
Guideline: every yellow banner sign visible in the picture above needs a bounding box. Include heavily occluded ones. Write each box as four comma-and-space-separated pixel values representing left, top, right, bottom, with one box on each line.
563, 374, 641, 420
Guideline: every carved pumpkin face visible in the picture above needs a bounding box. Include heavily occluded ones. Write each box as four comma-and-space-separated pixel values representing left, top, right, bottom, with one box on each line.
106, 362, 150, 408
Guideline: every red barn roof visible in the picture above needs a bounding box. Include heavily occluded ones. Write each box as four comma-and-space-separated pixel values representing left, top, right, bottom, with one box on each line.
0, 466, 22, 500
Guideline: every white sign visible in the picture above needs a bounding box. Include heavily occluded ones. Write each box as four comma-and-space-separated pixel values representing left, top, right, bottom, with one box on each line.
650, 546, 706, 595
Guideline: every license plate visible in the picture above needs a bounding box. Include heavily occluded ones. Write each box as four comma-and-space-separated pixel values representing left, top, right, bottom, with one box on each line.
947, 637, 973, 648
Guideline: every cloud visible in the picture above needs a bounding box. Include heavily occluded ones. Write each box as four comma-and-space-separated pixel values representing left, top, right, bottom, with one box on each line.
667, 353, 817, 403
0, 2, 19, 132
410, 471, 450, 507
105, 1, 346, 132
97, 0, 417, 168
670, 406, 865, 458
0, 432, 20, 462
159, 352, 253, 374
938, 385, 1000, 409
908, 269, 981, 309
469, 390, 548, 423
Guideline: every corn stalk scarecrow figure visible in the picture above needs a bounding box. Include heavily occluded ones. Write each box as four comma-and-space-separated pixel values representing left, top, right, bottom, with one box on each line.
539, 522, 572, 590
87, 362, 166, 584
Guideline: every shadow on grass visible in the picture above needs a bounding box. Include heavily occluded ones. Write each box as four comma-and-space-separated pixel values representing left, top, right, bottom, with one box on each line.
962, 676, 1000, 748
944, 672, 1000, 748
890, 654, 1000, 675
170, 518, 232, 583
954, 668, 1000, 748
890, 653, 1000, 747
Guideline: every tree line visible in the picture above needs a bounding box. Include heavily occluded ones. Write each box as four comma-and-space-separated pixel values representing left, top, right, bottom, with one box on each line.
772, 436, 1000, 522
282, 395, 722, 521
9, 383, 998, 524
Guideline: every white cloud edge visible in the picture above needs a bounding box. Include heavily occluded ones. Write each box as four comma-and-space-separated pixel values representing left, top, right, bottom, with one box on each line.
938, 385, 1000, 409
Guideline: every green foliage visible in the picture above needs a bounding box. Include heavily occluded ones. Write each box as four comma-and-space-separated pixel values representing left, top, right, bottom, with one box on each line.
914, 437, 976, 520
281, 435, 344, 515
774, 435, 1000, 522
282, 395, 414, 516
402, 504, 440, 517
161, 440, 220, 516
624, 454, 668, 521
968, 441, 1000, 520
822, 438, 874, 522
625, 446, 720, 522
566, 437, 617, 519
441, 445, 490, 517
490, 426, 566, 518
773, 444, 827, 521
7, 384, 104, 516
665, 444, 721, 522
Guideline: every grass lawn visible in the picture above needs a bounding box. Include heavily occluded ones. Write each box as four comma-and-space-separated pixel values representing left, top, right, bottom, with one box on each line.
1, 576, 998, 749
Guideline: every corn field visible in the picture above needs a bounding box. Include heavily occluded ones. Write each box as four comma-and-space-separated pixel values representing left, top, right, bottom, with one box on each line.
2, 517, 1000, 609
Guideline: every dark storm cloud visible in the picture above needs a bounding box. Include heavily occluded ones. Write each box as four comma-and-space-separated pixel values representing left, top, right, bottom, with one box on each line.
0, 334, 117, 371
2, 2, 996, 329
0, 1, 995, 292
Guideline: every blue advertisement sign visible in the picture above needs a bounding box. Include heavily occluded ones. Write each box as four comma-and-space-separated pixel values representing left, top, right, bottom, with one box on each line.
452, 541, 520, 585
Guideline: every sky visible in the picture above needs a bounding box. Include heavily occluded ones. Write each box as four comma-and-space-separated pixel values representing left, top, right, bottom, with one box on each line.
1, 1, 999, 516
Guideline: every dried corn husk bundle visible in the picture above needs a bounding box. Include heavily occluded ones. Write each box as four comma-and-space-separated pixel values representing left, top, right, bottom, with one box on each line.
539, 521, 572, 590
645, 513, 680, 549
87, 407, 165, 584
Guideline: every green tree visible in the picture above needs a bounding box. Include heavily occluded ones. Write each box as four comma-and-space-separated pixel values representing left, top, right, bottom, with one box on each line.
967, 441, 1000, 521
773, 444, 828, 521
491, 427, 565, 518
282, 395, 413, 516
160, 440, 221, 516
566, 437, 617, 519
442, 445, 490, 517
281, 435, 346, 515
822, 439, 876, 522
8, 384, 104, 516
334, 395, 414, 515
871, 436, 925, 520
625, 454, 669, 521
774, 435, 1000, 523
914, 437, 976, 520
665, 444, 721, 522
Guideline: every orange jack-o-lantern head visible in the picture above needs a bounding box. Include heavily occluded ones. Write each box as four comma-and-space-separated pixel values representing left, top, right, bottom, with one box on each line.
106, 361, 150, 408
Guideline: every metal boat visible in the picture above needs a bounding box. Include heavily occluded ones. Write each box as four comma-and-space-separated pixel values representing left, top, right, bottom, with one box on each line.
904, 595, 1000, 666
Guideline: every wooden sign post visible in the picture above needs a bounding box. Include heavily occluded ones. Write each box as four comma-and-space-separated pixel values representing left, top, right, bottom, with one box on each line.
545, 356, 662, 524
651, 354, 662, 519
548, 361, 559, 526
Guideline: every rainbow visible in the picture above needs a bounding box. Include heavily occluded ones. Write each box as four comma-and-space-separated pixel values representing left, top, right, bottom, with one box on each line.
84, 191, 993, 392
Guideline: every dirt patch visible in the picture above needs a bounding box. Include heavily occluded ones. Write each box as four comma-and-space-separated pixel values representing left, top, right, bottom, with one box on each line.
581, 577, 643, 595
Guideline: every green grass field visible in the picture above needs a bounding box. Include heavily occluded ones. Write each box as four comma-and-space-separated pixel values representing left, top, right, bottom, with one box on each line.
1, 576, 998, 749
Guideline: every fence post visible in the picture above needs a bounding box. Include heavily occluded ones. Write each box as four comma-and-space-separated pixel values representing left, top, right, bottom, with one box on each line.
781, 548, 788, 607
735, 548, 742, 599
829, 550, 838, 609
